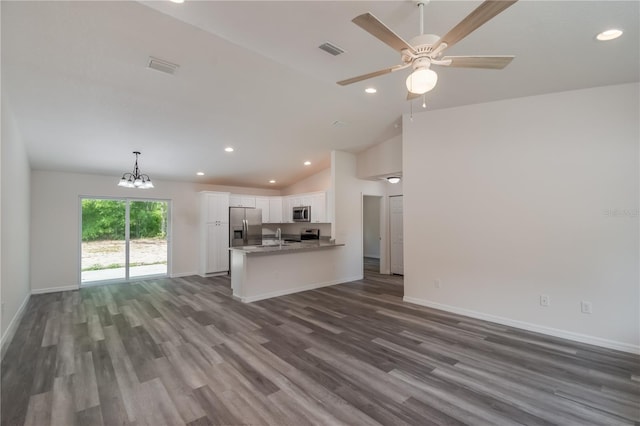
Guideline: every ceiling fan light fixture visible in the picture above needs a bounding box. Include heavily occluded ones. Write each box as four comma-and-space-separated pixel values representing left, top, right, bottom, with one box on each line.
406, 67, 438, 94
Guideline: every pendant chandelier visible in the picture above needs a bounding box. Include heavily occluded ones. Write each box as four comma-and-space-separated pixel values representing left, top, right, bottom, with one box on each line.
117, 151, 154, 189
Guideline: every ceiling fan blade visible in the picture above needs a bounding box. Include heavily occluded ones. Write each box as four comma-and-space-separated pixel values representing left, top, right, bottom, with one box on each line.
352, 13, 416, 53
337, 64, 409, 86
440, 55, 514, 69
406, 92, 421, 101
432, 0, 518, 52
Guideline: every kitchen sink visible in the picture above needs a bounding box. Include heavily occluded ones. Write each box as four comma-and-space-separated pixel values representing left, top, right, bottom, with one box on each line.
256, 242, 292, 248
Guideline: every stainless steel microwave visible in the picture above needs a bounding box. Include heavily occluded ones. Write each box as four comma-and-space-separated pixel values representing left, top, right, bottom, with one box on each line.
293, 206, 311, 222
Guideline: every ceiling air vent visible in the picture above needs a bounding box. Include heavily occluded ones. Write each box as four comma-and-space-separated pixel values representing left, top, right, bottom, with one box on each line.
319, 42, 345, 56
147, 57, 179, 75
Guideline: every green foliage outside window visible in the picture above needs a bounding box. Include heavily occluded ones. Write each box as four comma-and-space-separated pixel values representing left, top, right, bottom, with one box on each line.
82, 199, 167, 241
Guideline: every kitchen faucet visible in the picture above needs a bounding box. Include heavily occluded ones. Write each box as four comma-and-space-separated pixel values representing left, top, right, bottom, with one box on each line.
276, 228, 282, 242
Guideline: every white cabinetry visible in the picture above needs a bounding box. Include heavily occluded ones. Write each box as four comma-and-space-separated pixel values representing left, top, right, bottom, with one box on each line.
287, 196, 299, 209
224, 191, 328, 225
310, 192, 327, 223
199, 191, 230, 276
254, 196, 270, 223
281, 191, 328, 223
268, 197, 283, 223
229, 195, 256, 208
282, 197, 293, 223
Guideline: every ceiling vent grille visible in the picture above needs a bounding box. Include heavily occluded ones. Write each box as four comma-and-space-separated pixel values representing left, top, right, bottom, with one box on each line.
319, 42, 345, 56
147, 57, 179, 75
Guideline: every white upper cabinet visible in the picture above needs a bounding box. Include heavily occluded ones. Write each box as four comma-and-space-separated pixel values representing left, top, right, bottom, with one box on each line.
269, 197, 283, 223
254, 196, 270, 223
229, 195, 256, 208
224, 191, 327, 225
202, 191, 230, 223
310, 192, 326, 223
288, 196, 303, 208
282, 197, 293, 223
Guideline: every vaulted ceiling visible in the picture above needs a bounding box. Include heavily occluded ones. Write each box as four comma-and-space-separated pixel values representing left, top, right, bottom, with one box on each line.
2, 1, 638, 188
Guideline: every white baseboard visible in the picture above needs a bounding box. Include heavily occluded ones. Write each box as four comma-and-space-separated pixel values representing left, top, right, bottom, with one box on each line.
197, 271, 228, 278
403, 296, 640, 355
31, 284, 79, 295
238, 275, 362, 303
171, 271, 198, 278
1, 293, 30, 360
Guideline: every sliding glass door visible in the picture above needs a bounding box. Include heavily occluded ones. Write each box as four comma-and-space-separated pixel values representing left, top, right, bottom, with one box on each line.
81, 198, 169, 284
129, 201, 168, 278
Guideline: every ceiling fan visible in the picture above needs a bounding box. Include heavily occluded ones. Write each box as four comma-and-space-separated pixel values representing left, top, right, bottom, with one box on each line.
337, 0, 518, 99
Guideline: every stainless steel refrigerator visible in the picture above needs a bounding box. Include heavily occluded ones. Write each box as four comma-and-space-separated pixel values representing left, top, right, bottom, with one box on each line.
229, 207, 262, 247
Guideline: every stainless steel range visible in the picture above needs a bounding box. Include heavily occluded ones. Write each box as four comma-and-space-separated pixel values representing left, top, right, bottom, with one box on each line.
301, 228, 320, 241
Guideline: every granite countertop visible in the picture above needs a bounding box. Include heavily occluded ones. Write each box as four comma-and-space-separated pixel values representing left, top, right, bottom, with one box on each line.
229, 240, 344, 255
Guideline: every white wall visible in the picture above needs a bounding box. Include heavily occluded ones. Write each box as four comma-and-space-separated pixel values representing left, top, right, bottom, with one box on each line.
331, 151, 386, 281
357, 134, 402, 180
30, 170, 278, 292
363, 196, 381, 258
1, 101, 31, 350
403, 83, 639, 352
281, 168, 330, 195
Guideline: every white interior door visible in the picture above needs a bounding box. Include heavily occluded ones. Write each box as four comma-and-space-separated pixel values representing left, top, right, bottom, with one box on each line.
389, 196, 404, 275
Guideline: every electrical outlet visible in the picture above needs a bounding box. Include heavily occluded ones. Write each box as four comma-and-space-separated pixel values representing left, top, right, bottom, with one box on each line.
581, 301, 593, 314
434, 279, 441, 288
540, 294, 550, 307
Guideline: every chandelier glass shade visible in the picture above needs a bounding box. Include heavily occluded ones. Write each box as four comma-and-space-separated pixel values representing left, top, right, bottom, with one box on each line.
118, 151, 154, 189
406, 67, 438, 94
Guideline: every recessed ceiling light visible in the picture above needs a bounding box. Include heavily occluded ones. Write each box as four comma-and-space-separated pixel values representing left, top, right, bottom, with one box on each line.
269, 180, 276, 184
304, 161, 311, 166
170, 0, 185, 4
365, 87, 377, 94
224, 147, 234, 152
196, 172, 204, 176
596, 29, 623, 41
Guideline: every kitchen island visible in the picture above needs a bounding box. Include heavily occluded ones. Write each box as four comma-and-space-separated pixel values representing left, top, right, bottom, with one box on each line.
229, 240, 346, 303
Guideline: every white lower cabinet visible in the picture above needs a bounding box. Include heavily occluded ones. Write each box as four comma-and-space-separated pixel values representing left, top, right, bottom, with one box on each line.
204, 223, 229, 274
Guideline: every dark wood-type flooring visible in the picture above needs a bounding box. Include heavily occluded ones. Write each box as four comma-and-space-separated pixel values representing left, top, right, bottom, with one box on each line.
2, 261, 639, 425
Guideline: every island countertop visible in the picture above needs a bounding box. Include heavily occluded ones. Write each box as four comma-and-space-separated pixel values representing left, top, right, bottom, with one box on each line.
230, 241, 349, 303
229, 240, 344, 256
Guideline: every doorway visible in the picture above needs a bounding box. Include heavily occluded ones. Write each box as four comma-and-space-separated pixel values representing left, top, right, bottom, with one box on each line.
80, 198, 169, 283
389, 195, 404, 275
363, 195, 382, 274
